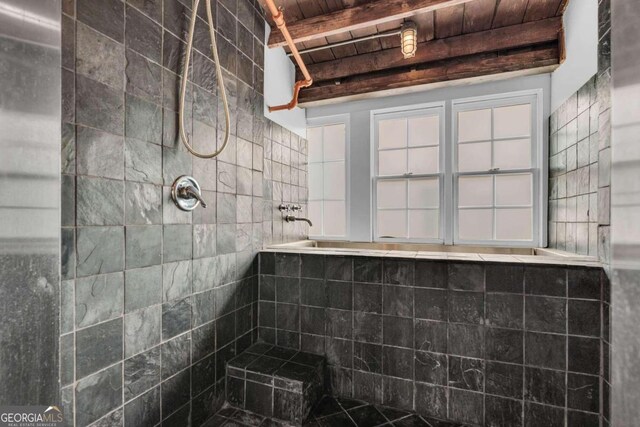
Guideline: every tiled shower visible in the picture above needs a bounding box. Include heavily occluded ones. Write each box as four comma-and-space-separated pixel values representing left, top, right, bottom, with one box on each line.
59, 0, 308, 424
0, 0, 632, 426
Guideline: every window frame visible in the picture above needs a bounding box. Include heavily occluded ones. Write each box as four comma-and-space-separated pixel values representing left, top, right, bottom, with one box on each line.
306, 114, 351, 241
371, 102, 446, 244
451, 91, 544, 247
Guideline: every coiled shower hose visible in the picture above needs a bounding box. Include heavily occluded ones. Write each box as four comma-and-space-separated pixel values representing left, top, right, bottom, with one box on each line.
179, 0, 231, 158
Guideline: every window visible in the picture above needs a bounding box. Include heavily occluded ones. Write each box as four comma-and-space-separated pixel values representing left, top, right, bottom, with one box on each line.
373, 106, 443, 242
453, 95, 538, 245
307, 118, 348, 239
368, 91, 542, 247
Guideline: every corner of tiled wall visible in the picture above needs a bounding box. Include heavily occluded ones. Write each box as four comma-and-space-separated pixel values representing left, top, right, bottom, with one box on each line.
59, 0, 308, 425
548, 1, 611, 425
548, 0, 611, 265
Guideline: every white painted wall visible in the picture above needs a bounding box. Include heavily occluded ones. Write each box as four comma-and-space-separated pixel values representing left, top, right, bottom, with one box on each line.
263, 25, 307, 138
550, 0, 598, 112
307, 74, 552, 242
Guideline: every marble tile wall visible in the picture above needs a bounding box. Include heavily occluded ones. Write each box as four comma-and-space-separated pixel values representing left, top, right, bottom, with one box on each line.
59, 0, 308, 425
258, 253, 607, 426
548, 0, 612, 265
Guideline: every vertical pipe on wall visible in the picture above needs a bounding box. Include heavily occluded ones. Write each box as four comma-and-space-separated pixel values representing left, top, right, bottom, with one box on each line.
263, 0, 313, 112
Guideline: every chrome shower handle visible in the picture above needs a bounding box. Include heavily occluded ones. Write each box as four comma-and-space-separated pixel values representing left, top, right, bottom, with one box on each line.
178, 186, 207, 208
171, 176, 207, 211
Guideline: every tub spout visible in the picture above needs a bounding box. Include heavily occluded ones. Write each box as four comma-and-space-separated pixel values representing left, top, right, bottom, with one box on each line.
284, 215, 312, 227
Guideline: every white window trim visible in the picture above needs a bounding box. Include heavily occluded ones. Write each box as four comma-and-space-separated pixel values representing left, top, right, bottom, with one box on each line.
370, 102, 446, 244
366, 89, 545, 248
451, 89, 545, 247
307, 114, 351, 241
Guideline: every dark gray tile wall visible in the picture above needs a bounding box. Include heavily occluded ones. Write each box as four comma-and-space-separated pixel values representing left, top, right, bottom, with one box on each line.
549, 2, 612, 424
259, 252, 608, 427
60, 0, 308, 425
548, 0, 611, 265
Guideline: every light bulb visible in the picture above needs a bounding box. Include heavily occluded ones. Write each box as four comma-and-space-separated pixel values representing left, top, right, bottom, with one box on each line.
401, 21, 418, 59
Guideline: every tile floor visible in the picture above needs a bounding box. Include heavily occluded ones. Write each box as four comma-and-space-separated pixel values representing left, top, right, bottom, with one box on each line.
204, 395, 466, 427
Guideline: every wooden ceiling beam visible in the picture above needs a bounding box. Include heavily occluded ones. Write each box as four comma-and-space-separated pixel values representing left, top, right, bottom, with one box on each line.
303, 17, 562, 82
298, 45, 559, 103
266, 0, 477, 48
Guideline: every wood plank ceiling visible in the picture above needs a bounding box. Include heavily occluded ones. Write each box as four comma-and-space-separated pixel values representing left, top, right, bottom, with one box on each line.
257, 0, 569, 105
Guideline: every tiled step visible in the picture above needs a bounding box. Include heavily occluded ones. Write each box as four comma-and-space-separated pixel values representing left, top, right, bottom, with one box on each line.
226, 343, 326, 425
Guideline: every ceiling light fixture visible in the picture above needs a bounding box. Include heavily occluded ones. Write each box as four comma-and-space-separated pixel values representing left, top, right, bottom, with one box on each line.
401, 21, 418, 59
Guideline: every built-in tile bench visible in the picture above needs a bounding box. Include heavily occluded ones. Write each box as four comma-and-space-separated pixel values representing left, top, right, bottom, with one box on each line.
226, 343, 325, 425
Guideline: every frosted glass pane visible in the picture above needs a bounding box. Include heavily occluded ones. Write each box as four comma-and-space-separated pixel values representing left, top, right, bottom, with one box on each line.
409, 178, 439, 209
379, 118, 407, 149
494, 104, 531, 138
308, 127, 323, 162
309, 201, 322, 235
494, 138, 531, 169
323, 124, 346, 161
324, 201, 346, 236
308, 163, 323, 200
378, 180, 406, 209
495, 174, 532, 206
496, 208, 532, 240
409, 115, 439, 147
458, 109, 491, 142
377, 210, 406, 238
459, 209, 493, 240
323, 162, 345, 199
379, 149, 406, 175
459, 176, 493, 207
409, 210, 439, 239
458, 141, 491, 172
408, 147, 439, 174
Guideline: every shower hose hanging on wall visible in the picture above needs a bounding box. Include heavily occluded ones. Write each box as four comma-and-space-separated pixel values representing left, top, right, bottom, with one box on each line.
179, 0, 230, 159
179, 0, 313, 158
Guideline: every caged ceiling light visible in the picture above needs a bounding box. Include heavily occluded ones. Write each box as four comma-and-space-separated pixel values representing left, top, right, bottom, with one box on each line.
401, 21, 418, 59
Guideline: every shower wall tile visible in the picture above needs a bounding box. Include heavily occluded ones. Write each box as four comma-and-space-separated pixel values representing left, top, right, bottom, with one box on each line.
76, 177, 124, 225
259, 253, 606, 426
76, 22, 125, 90
75, 74, 124, 135
124, 265, 163, 312
125, 5, 162, 62
124, 386, 161, 427
124, 137, 162, 184
75, 318, 123, 379
76, 226, 124, 277
61, 0, 307, 423
77, 0, 124, 43
125, 225, 163, 268
75, 272, 124, 328
124, 305, 162, 358
549, 1, 611, 261
125, 49, 163, 104
75, 363, 123, 426
76, 125, 125, 179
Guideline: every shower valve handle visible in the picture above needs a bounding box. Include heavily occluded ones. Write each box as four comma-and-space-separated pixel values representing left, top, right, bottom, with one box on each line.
179, 186, 207, 208
171, 176, 207, 211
